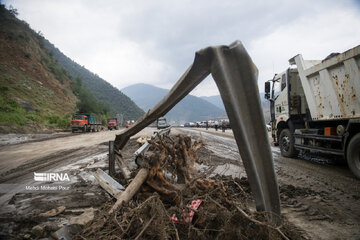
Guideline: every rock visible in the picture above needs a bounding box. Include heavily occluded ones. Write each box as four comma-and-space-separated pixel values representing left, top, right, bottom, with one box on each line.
69, 208, 95, 225
137, 137, 148, 146
51, 225, 82, 240
31, 222, 61, 238
31, 224, 44, 237
13, 97, 36, 112
39, 206, 66, 217
23, 234, 31, 239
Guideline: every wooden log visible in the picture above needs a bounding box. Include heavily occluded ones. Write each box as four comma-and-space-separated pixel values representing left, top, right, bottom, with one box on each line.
94, 168, 124, 198
109, 168, 149, 214
115, 155, 131, 180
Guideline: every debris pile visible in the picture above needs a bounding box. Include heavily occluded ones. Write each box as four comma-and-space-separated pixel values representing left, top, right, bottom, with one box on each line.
75, 135, 300, 240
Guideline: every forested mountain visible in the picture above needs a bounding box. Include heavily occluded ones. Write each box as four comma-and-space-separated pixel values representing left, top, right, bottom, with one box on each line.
43, 40, 144, 121
0, 5, 79, 132
122, 83, 226, 124
200, 95, 225, 110
0, 5, 143, 133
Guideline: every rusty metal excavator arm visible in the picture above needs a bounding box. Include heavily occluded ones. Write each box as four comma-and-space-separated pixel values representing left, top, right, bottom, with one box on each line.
114, 41, 280, 221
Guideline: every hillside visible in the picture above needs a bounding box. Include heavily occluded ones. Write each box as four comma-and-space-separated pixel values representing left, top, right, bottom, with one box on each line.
200, 95, 225, 110
122, 83, 226, 124
0, 5, 79, 132
43, 40, 144, 121
0, 5, 144, 133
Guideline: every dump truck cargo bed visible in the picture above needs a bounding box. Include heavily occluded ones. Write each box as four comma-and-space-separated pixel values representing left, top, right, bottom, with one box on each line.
289, 45, 360, 121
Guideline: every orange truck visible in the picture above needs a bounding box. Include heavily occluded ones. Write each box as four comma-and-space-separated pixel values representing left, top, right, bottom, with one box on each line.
125, 120, 135, 128
70, 113, 102, 133
107, 118, 119, 130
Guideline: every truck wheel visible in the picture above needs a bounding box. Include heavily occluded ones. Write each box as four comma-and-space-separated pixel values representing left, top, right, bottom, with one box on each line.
279, 129, 298, 158
347, 133, 360, 179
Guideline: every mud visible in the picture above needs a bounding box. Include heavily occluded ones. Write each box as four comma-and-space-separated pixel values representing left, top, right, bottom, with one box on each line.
178, 128, 360, 240
0, 137, 141, 239
0, 127, 359, 239
74, 134, 302, 240
0, 132, 72, 147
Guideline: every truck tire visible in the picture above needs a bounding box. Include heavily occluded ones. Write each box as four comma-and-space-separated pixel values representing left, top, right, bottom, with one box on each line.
279, 129, 298, 158
347, 133, 360, 179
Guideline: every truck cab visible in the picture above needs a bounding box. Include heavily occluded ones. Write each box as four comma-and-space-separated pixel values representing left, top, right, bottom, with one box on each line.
156, 117, 169, 129
107, 118, 118, 130
125, 120, 135, 128
71, 115, 88, 133
265, 68, 308, 146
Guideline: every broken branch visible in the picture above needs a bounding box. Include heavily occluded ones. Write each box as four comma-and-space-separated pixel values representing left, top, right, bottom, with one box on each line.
109, 168, 149, 214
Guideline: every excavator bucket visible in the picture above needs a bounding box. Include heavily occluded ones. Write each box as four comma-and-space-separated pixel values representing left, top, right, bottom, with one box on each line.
114, 41, 280, 222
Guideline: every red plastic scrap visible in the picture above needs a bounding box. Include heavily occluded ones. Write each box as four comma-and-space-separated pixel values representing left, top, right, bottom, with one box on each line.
170, 200, 202, 224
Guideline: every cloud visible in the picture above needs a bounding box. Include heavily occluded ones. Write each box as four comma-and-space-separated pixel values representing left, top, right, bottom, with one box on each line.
249, 4, 360, 92
4, 0, 360, 96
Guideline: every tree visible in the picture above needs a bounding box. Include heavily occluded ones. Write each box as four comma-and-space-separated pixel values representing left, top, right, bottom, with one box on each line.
8, 5, 18, 16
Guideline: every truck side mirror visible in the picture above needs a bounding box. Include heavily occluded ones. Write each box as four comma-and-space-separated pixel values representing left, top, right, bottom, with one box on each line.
264, 81, 270, 99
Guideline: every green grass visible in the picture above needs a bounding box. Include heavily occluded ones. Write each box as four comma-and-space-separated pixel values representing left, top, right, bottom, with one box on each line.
0, 88, 72, 129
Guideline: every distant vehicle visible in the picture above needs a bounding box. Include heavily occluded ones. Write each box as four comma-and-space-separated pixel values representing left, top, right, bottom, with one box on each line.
266, 124, 271, 131
107, 118, 120, 130
184, 122, 195, 127
207, 120, 215, 127
125, 120, 135, 128
199, 121, 207, 128
157, 117, 169, 129
71, 113, 102, 133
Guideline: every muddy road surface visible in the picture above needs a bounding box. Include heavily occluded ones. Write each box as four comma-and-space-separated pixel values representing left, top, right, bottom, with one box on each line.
0, 128, 154, 239
176, 127, 360, 240
0, 129, 153, 182
0, 129, 154, 204
0, 127, 359, 239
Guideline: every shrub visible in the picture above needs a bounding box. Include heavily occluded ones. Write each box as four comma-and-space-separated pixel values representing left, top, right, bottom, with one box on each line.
26, 112, 40, 122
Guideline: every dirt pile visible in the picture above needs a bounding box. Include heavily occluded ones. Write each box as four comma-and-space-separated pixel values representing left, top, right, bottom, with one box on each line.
75, 135, 301, 240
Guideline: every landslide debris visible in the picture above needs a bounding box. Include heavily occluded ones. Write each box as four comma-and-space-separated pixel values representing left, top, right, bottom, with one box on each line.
75, 135, 302, 240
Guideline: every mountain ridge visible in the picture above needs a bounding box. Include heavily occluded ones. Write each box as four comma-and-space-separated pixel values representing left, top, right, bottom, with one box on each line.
122, 83, 226, 123
0, 4, 144, 133
201, 93, 270, 123
43, 40, 145, 121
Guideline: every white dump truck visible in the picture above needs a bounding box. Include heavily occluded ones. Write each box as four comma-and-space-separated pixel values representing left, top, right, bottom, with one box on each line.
265, 45, 360, 178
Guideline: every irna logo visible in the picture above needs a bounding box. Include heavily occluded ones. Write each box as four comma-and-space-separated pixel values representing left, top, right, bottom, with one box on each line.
34, 172, 70, 182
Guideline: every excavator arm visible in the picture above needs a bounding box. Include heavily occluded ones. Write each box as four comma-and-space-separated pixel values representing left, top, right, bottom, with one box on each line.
114, 40, 280, 222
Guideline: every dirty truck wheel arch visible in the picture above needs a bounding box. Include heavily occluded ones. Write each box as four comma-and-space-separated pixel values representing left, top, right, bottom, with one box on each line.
279, 128, 298, 158
347, 132, 360, 179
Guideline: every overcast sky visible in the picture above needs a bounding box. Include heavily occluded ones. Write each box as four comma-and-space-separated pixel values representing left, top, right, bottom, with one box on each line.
3, 0, 360, 96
